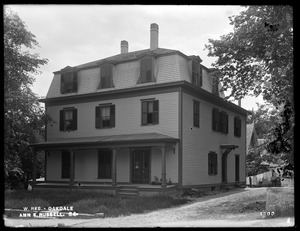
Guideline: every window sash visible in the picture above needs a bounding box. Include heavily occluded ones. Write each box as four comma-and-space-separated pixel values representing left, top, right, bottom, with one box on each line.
100, 64, 113, 89
60, 108, 77, 131
61, 72, 77, 94
140, 58, 154, 83
141, 100, 159, 125
95, 105, 115, 129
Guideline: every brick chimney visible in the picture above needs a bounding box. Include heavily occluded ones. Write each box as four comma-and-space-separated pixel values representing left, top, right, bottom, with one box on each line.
150, 23, 159, 51
121, 40, 128, 54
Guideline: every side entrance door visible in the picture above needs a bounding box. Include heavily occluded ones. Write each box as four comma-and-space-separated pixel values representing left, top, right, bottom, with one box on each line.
132, 149, 150, 184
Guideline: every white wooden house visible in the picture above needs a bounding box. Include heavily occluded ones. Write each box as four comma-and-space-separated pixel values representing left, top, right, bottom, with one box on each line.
31, 23, 247, 196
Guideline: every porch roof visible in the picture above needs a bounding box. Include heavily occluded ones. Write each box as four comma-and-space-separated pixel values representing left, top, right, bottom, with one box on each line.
30, 133, 179, 150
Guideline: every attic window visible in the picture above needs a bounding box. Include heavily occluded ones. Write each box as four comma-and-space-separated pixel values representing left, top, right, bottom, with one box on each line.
98, 64, 114, 89
192, 61, 202, 87
138, 57, 155, 83
61, 72, 78, 94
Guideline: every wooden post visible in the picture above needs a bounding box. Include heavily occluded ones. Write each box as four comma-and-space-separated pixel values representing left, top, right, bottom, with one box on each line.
69, 150, 75, 186
160, 145, 166, 188
111, 148, 117, 187
32, 151, 37, 187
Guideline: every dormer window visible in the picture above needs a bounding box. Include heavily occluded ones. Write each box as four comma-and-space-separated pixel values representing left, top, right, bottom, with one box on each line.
61, 72, 77, 94
212, 75, 219, 96
192, 61, 202, 87
138, 57, 155, 83
99, 64, 114, 89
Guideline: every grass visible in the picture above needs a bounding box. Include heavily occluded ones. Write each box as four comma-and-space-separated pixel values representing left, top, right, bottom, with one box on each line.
5, 189, 189, 218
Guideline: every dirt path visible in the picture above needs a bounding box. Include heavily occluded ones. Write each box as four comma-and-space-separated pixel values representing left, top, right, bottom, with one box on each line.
4, 187, 295, 227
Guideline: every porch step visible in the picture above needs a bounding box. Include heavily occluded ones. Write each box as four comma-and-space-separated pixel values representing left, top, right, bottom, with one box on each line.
117, 186, 139, 197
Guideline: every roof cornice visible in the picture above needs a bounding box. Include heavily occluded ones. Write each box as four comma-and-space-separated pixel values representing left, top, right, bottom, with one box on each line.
40, 80, 248, 116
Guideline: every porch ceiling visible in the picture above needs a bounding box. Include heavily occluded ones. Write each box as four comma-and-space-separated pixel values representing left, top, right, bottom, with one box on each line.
30, 133, 179, 150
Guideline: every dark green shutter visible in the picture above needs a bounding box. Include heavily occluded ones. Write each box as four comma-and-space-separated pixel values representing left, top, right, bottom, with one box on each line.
153, 100, 159, 124
73, 72, 78, 92
60, 110, 64, 131
72, 108, 77, 130
61, 73, 65, 94
200, 66, 203, 86
95, 106, 100, 128
99, 106, 103, 129
208, 153, 211, 175
214, 153, 218, 174
110, 105, 115, 127
141, 101, 148, 125
225, 113, 228, 134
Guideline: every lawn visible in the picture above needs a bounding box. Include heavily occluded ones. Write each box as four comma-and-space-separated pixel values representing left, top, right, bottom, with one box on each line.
5, 189, 189, 218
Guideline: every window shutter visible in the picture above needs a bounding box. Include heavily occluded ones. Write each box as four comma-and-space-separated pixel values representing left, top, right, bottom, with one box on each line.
99, 106, 103, 129
225, 113, 228, 134
110, 105, 115, 127
212, 109, 219, 131
208, 153, 211, 175
60, 110, 64, 131
140, 59, 147, 83
61, 73, 65, 94
73, 72, 78, 92
141, 101, 148, 125
72, 108, 77, 130
95, 106, 100, 128
214, 153, 218, 174
153, 100, 159, 124
200, 66, 203, 87
238, 118, 241, 137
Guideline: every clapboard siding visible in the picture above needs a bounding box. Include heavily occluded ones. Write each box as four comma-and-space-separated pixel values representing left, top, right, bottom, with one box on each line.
181, 92, 246, 186
46, 92, 179, 141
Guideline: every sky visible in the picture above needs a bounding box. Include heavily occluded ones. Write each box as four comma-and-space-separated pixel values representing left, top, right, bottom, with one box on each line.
6, 4, 264, 111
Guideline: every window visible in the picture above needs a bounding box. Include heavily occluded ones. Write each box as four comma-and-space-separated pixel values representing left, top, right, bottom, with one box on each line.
208, 152, 218, 175
219, 111, 228, 134
212, 75, 219, 96
192, 61, 202, 87
61, 150, 70, 178
234, 117, 242, 137
212, 108, 228, 134
60, 108, 77, 131
61, 72, 77, 94
98, 149, 112, 179
139, 57, 154, 83
99, 64, 114, 89
212, 108, 219, 131
95, 104, 115, 129
193, 100, 200, 127
141, 100, 159, 125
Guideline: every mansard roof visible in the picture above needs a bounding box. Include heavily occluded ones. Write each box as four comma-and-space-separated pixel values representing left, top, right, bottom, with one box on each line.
54, 48, 203, 74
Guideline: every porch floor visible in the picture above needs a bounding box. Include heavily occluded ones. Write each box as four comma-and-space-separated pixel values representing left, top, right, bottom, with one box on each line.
33, 182, 176, 190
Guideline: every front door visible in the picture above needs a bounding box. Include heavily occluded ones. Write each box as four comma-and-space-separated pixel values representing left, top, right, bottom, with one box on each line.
132, 149, 150, 184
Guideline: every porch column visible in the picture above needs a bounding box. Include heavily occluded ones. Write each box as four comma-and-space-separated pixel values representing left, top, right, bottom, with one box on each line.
160, 145, 166, 188
111, 148, 117, 187
69, 150, 75, 186
32, 150, 37, 186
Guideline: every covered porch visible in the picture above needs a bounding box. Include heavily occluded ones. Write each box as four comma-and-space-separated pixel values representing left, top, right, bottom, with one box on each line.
30, 133, 179, 194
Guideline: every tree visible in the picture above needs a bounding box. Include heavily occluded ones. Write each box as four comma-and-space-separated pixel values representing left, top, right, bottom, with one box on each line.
205, 5, 293, 163
4, 7, 49, 189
